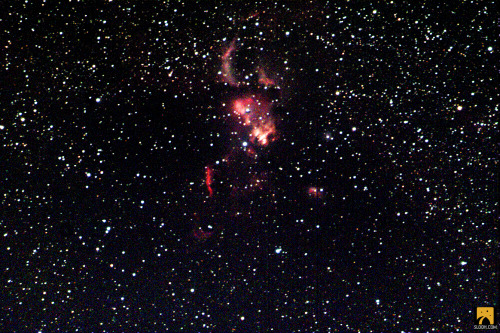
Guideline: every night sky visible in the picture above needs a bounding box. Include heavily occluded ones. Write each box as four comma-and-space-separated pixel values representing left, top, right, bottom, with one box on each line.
1, 1, 498, 332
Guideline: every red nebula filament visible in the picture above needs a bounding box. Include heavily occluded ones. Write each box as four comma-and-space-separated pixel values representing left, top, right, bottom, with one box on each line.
221, 39, 238, 87
205, 166, 214, 197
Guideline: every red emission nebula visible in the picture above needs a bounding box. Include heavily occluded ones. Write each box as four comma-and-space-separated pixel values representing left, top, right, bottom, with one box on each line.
193, 36, 280, 241
231, 94, 277, 147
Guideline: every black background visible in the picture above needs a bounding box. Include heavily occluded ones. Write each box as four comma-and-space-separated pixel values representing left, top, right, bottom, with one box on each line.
1, 1, 497, 332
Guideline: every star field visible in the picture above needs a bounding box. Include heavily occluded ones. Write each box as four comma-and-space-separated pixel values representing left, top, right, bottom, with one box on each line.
1, 1, 497, 332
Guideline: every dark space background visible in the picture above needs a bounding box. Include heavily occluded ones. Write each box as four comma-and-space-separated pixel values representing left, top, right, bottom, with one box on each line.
1, 1, 497, 332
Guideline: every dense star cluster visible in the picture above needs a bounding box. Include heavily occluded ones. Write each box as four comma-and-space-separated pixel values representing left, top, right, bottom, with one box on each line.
1, 1, 497, 332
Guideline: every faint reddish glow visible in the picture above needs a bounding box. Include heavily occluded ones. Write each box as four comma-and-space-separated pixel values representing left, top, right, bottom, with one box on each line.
246, 146, 257, 158
247, 172, 268, 192
308, 187, 323, 198
258, 67, 275, 87
221, 39, 238, 87
246, 11, 259, 20
220, 35, 281, 91
205, 166, 214, 197
193, 227, 213, 241
222, 41, 235, 61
